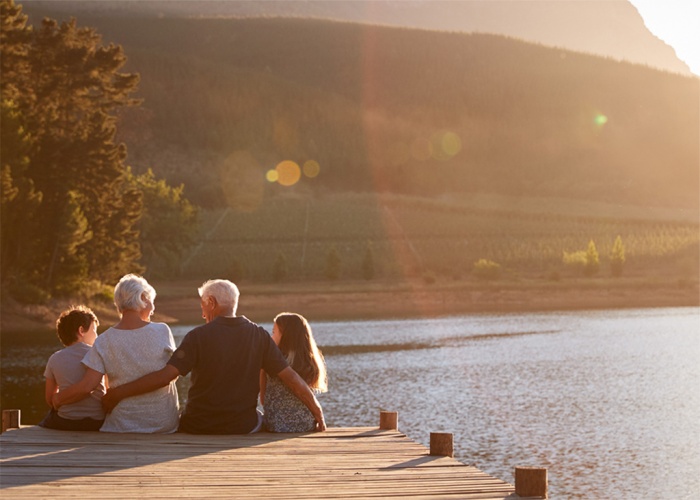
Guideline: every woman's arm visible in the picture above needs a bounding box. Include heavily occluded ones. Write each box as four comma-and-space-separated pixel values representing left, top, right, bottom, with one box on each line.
52, 368, 103, 408
277, 366, 326, 431
259, 370, 267, 405
45, 377, 58, 408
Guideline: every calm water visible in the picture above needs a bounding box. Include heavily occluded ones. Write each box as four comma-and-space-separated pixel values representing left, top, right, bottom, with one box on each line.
2, 307, 699, 498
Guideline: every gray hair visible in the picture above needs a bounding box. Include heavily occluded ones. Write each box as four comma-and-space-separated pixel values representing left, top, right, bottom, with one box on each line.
114, 274, 156, 313
198, 279, 239, 314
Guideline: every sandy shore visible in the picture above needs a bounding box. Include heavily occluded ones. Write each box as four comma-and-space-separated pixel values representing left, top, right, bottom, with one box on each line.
2, 278, 698, 334
153, 279, 700, 326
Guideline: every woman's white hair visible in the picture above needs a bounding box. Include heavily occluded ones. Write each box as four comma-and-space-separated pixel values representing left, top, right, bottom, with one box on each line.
198, 279, 239, 313
113, 274, 156, 313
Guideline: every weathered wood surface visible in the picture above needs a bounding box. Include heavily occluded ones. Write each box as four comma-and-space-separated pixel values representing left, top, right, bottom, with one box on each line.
0, 425, 526, 499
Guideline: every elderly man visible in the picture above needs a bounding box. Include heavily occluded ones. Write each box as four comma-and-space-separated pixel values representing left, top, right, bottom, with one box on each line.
102, 279, 325, 434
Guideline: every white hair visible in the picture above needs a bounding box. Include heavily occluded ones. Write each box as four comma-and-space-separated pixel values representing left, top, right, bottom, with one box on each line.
198, 279, 239, 313
114, 274, 156, 313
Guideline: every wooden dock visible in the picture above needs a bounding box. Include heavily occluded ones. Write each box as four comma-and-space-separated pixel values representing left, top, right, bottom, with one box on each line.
0, 420, 540, 499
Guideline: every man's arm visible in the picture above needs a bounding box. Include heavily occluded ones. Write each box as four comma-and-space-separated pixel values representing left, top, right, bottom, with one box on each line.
102, 364, 180, 413
277, 366, 326, 431
52, 368, 103, 408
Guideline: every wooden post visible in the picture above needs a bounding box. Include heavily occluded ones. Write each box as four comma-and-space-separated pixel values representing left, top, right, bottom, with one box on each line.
515, 466, 548, 498
429, 432, 453, 457
379, 411, 398, 430
2, 409, 20, 433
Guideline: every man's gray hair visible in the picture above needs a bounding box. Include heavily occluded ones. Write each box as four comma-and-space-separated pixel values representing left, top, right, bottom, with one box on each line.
198, 279, 239, 313
114, 274, 156, 313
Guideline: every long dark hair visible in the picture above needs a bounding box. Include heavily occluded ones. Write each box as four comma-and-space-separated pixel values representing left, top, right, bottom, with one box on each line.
274, 312, 327, 392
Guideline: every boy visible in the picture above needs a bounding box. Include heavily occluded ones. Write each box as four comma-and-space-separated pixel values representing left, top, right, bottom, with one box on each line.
40, 305, 106, 431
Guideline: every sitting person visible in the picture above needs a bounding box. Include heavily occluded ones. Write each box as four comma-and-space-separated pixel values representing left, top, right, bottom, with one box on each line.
40, 306, 105, 431
261, 312, 328, 432
101, 279, 325, 434
53, 274, 179, 433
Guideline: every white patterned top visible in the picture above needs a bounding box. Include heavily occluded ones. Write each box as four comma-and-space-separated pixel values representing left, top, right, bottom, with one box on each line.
83, 322, 179, 433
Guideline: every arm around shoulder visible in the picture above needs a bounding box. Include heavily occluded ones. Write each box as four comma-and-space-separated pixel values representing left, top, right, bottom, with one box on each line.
102, 364, 180, 413
277, 366, 326, 431
53, 368, 104, 408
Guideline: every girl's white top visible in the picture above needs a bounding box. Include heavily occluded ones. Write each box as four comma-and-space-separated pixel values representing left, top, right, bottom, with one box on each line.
83, 322, 179, 433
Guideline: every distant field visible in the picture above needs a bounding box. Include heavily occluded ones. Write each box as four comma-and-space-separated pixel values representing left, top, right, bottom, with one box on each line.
179, 192, 699, 283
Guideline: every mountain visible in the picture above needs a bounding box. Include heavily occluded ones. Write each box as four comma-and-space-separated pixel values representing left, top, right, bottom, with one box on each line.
22, 0, 691, 76
17, 4, 699, 212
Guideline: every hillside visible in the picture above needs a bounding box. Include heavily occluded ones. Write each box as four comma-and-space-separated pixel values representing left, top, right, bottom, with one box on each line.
15, 9, 698, 213
22, 0, 691, 75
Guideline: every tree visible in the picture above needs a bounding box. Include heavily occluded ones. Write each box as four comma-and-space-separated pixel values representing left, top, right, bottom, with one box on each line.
584, 239, 600, 277
1, 1, 143, 295
362, 241, 375, 280
325, 245, 342, 280
128, 168, 198, 278
609, 235, 626, 277
473, 258, 501, 280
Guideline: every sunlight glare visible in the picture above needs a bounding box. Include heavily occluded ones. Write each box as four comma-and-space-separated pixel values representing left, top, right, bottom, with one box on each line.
303, 160, 320, 178
275, 160, 301, 186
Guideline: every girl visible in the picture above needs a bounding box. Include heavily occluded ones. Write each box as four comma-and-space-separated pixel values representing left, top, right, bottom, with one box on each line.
261, 312, 327, 432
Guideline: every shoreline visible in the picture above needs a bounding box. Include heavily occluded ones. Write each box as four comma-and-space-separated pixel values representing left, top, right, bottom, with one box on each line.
2, 278, 698, 334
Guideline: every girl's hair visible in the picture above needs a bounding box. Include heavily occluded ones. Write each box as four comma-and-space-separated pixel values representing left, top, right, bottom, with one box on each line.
274, 312, 327, 393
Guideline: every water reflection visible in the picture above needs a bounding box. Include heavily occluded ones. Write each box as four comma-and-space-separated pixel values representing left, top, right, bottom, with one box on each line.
2, 307, 698, 499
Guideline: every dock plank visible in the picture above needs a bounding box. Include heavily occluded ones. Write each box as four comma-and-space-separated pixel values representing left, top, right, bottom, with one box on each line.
1, 426, 523, 499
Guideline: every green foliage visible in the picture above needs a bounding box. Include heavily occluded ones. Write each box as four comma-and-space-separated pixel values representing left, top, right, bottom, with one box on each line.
473, 259, 501, 281
362, 241, 375, 280
128, 168, 198, 277
325, 245, 342, 281
563, 250, 588, 274
584, 240, 600, 277
0, 0, 143, 295
609, 235, 626, 277
180, 193, 698, 282
272, 252, 288, 282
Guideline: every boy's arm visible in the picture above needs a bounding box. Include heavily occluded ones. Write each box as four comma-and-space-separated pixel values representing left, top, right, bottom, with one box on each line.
102, 364, 180, 413
45, 378, 58, 408
259, 370, 267, 405
52, 368, 103, 408
277, 366, 326, 431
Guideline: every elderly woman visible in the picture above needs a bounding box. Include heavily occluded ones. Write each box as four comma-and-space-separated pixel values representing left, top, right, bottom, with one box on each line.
53, 274, 179, 433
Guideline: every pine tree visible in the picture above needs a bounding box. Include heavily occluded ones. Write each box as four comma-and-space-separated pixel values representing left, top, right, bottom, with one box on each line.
1, 1, 143, 295
609, 235, 626, 277
584, 240, 600, 277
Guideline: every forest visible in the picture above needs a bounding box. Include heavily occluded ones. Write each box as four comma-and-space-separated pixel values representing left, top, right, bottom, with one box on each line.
2, 0, 698, 307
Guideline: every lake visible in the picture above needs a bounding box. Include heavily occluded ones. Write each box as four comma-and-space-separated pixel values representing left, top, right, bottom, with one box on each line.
2, 307, 698, 498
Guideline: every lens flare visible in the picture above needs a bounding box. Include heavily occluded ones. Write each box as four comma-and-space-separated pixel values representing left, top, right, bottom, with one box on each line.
594, 114, 608, 126
430, 130, 462, 160
266, 169, 279, 182
303, 160, 320, 178
441, 131, 462, 156
275, 160, 301, 186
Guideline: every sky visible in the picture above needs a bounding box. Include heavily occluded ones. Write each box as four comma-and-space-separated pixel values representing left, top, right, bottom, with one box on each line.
629, 0, 700, 76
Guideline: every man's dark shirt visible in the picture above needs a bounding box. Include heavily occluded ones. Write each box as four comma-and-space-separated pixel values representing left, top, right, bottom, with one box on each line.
168, 316, 288, 434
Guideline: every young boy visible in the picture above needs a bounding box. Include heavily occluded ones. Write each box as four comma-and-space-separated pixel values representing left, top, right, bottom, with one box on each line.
39, 305, 106, 431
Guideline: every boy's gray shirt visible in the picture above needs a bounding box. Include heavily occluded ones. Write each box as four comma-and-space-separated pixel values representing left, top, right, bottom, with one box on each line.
44, 342, 106, 420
